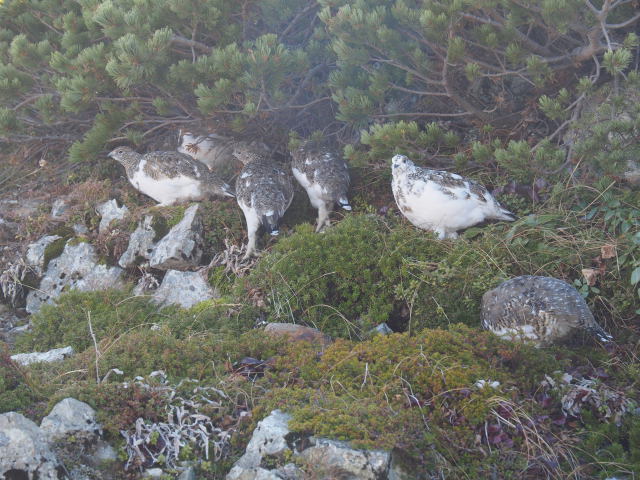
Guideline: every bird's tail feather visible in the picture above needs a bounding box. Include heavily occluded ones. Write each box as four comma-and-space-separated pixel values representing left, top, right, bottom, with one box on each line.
263, 214, 281, 236
338, 197, 352, 211
589, 324, 613, 343
496, 207, 516, 221
223, 183, 235, 197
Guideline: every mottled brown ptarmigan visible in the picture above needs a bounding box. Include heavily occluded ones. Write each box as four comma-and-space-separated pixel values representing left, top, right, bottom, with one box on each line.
290, 141, 351, 232
391, 154, 514, 239
481, 275, 612, 346
108, 146, 234, 206
233, 143, 294, 260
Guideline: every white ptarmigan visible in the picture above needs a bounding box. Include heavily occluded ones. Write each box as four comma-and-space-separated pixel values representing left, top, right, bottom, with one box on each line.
233, 143, 294, 259
108, 146, 234, 206
290, 141, 351, 232
391, 154, 514, 238
177, 130, 235, 171
481, 275, 612, 346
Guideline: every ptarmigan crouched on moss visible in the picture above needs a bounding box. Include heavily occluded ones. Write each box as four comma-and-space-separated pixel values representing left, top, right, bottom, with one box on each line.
290, 141, 351, 232
108, 146, 234, 206
391, 154, 514, 239
233, 143, 294, 260
481, 275, 612, 346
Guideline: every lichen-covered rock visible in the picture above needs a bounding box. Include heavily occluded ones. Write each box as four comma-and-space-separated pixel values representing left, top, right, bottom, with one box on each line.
227, 410, 294, 480
25, 235, 61, 273
297, 438, 390, 480
177, 467, 197, 480
149, 205, 204, 270
96, 199, 129, 234
153, 269, 218, 308
0, 411, 63, 480
41, 398, 101, 442
26, 241, 123, 314
227, 410, 393, 480
11, 346, 74, 366
51, 199, 68, 218
119, 215, 156, 268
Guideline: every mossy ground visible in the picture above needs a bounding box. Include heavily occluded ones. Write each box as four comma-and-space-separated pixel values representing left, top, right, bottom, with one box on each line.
3, 133, 639, 479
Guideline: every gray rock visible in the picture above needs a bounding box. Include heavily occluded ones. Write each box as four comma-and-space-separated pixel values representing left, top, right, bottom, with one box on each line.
153, 270, 218, 309
372, 322, 393, 335
73, 223, 89, 235
41, 398, 101, 442
178, 467, 197, 480
0, 411, 63, 480
149, 205, 204, 270
26, 235, 62, 273
297, 438, 390, 480
227, 410, 293, 480
26, 241, 123, 314
145, 468, 165, 477
228, 410, 395, 480
227, 468, 285, 480
0, 305, 29, 346
11, 346, 75, 366
94, 440, 118, 462
51, 199, 68, 218
97, 199, 129, 234
119, 215, 156, 268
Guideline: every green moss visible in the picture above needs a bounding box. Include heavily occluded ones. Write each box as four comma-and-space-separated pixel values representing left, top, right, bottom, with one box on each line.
42, 237, 68, 269
148, 205, 187, 241
49, 225, 75, 238
239, 209, 633, 340
162, 205, 187, 229
254, 325, 636, 478
16, 288, 260, 354
66, 235, 89, 246
37, 328, 285, 442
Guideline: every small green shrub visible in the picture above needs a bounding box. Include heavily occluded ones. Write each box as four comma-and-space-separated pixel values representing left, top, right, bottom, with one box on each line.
198, 198, 246, 254
240, 212, 623, 339
16, 289, 163, 353
16, 289, 257, 354
0, 346, 39, 413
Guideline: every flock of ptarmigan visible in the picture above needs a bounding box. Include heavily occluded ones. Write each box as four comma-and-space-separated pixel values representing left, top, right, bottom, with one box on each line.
107, 132, 611, 347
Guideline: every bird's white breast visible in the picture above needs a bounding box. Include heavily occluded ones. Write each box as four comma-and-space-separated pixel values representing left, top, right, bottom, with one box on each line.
130, 162, 202, 206
489, 324, 540, 342
292, 167, 327, 209
393, 172, 487, 232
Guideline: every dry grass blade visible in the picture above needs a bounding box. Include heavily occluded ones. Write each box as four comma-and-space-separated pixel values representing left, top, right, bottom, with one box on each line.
487, 396, 579, 479
208, 238, 257, 277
